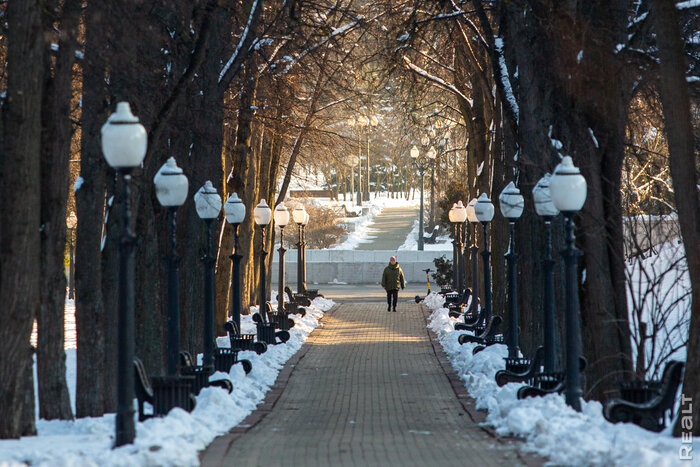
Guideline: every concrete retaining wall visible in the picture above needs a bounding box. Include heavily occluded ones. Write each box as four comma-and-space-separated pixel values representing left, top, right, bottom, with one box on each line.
272, 249, 452, 285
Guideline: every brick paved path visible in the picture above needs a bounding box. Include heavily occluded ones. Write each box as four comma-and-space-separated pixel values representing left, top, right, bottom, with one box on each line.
202, 303, 526, 466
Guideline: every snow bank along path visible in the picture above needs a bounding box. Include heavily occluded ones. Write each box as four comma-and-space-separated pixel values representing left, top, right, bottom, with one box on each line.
422, 292, 696, 467
0, 297, 335, 467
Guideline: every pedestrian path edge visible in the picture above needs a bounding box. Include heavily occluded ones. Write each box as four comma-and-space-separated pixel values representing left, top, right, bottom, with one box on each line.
418, 304, 545, 467
201, 303, 545, 467
198, 305, 338, 466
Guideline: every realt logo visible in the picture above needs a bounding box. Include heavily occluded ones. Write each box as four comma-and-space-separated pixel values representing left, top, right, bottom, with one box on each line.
679, 394, 693, 461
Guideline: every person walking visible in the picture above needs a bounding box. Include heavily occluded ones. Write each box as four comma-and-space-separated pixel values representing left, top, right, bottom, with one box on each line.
381, 256, 405, 312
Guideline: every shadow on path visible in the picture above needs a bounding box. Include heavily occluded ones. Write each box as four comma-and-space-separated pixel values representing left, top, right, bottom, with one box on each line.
201, 302, 538, 467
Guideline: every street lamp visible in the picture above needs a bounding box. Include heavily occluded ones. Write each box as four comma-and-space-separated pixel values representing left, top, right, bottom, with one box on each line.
66, 211, 77, 300
254, 199, 273, 322
532, 174, 559, 373
356, 116, 370, 206
499, 182, 524, 359
449, 203, 459, 291
194, 181, 221, 374
292, 205, 308, 295
224, 193, 246, 332
466, 198, 479, 317
154, 157, 189, 377
449, 201, 468, 292
101, 102, 147, 447
347, 118, 357, 203
474, 193, 495, 322
301, 211, 310, 295
274, 204, 290, 314
549, 156, 587, 412
411, 145, 434, 251
364, 115, 379, 201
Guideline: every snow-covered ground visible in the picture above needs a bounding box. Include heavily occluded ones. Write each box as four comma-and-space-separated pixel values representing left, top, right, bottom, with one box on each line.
422, 288, 696, 466
6, 297, 334, 467
398, 219, 452, 250
298, 193, 420, 250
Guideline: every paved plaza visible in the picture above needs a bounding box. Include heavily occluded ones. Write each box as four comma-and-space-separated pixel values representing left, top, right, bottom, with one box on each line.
202, 302, 528, 466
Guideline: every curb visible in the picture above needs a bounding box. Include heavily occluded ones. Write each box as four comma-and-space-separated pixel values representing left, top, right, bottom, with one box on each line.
420, 304, 545, 467
199, 304, 338, 466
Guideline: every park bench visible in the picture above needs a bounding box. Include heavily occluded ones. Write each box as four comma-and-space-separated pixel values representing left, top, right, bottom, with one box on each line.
285, 301, 307, 317
603, 360, 684, 432
444, 291, 461, 306
134, 357, 195, 421
454, 303, 486, 331
252, 303, 291, 345
494, 347, 544, 387
423, 225, 441, 244
284, 286, 312, 307
446, 288, 472, 318
223, 320, 268, 355
179, 351, 235, 394
515, 357, 588, 399
457, 315, 503, 353
516, 373, 565, 398
302, 288, 323, 300
213, 346, 253, 374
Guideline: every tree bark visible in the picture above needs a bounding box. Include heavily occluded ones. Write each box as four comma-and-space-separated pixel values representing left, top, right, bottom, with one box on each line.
0, 0, 43, 438
647, 0, 700, 437
37, 0, 80, 421
180, 4, 228, 350
75, 0, 108, 417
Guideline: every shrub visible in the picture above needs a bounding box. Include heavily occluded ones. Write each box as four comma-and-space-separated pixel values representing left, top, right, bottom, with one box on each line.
283, 201, 347, 249
432, 255, 453, 288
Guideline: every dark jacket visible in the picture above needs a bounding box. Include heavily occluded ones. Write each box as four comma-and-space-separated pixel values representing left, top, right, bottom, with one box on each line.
381, 263, 405, 291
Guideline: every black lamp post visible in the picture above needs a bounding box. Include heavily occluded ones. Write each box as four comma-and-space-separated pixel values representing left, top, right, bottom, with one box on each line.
449, 201, 467, 292
410, 144, 435, 251
224, 193, 246, 332
366, 115, 378, 200
274, 204, 290, 313
533, 174, 560, 373
474, 193, 495, 321
254, 199, 273, 322
466, 198, 479, 316
550, 156, 588, 412
194, 181, 222, 373
457, 221, 465, 293
292, 206, 309, 294
154, 157, 189, 377
450, 204, 459, 291
101, 102, 147, 447
499, 182, 525, 360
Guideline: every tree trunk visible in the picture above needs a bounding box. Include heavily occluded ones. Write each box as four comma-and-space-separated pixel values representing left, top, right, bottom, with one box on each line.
0, 0, 43, 438
37, 0, 80, 421
75, 0, 109, 416
647, 0, 700, 437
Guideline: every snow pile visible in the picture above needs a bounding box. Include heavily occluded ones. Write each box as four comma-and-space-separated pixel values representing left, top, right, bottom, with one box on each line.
1, 297, 334, 467
422, 291, 445, 310
329, 202, 383, 250
398, 219, 452, 251
423, 298, 695, 466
